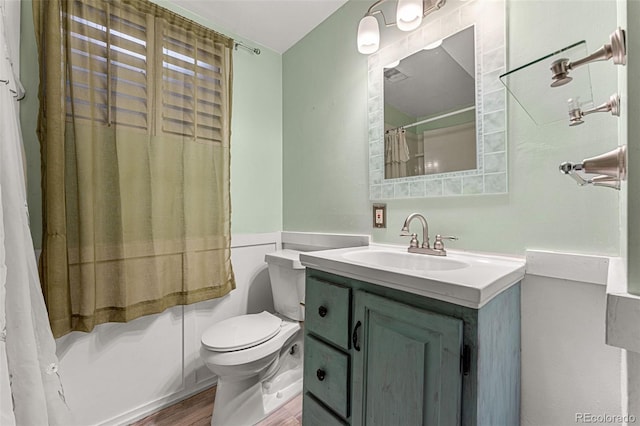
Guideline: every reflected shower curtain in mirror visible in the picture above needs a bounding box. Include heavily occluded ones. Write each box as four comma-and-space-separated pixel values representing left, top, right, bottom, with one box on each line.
0, 18, 71, 424
34, 0, 236, 337
385, 128, 410, 178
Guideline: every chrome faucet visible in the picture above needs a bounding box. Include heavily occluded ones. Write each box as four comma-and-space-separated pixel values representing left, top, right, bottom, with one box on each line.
400, 213, 430, 248
400, 213, 457, 256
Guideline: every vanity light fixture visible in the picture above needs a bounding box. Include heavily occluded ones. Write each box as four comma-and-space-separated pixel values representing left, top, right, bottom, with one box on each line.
396, 0, 424, 31
357, 0, 446, 54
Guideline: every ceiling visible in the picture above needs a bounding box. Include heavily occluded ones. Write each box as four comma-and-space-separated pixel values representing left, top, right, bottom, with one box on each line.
384, 26, 475, 119
169, 0, 350, 54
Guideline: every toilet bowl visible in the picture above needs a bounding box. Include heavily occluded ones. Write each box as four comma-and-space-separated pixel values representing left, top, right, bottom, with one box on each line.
200, 249, 306, 426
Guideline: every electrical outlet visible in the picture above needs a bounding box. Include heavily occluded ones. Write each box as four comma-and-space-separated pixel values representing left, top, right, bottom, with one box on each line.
373, 204, 386, 228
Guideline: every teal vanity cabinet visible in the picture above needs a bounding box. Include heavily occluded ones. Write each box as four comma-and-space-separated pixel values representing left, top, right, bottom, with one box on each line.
302, 268, 521, 426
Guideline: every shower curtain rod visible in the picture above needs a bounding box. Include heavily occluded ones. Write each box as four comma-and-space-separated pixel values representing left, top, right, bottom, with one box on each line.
234, 40, 261, 55
387, 105, 475, 133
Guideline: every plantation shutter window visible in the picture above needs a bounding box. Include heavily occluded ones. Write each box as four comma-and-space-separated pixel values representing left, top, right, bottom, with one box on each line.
65, 1, 151, 132
161, 23, 228, 143
36, 0, 235, 338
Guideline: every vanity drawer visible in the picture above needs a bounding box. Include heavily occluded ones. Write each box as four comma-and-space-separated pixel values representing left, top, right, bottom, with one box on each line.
303, 393, 347, 426
306, 276, 351, 350
304, 335, 350, 419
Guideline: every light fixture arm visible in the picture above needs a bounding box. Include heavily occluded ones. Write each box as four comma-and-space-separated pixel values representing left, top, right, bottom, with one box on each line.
365, 0, 399, 27
357, 0, 446, 54
368, 9, 397, 28
362, 0, 447, 27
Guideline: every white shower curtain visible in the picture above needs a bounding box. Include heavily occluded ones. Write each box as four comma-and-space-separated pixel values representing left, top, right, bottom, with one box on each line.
0, 12, 71, 426
384, 128, 411, 179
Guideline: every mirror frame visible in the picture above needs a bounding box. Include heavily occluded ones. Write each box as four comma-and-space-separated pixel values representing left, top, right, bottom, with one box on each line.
368, 0, 507, 199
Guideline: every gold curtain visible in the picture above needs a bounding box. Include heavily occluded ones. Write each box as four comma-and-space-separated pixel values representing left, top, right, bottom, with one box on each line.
34, 0, 235, 338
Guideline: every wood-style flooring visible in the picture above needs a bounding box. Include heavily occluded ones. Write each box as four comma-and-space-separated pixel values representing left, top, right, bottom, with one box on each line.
130, 386, 302, 426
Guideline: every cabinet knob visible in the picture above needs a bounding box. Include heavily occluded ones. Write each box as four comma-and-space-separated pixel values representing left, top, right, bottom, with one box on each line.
318, 305, 328, 317
316, 368, 326, 381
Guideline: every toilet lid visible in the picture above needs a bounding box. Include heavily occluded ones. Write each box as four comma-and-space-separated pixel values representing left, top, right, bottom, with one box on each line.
201, 311, 282, 352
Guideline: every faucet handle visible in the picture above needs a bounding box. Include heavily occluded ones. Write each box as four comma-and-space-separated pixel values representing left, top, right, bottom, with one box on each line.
400, 232, 420, 248
433, 235, 458, 251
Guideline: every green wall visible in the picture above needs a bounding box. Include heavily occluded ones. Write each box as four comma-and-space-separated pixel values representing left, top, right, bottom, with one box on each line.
20, 0, 284, 249
20, 0, 630, 260
384, 103, 417, 132
283, 0, 621, 256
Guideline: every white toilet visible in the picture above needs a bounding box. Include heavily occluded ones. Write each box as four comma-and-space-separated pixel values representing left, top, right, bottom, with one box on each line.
200, 249, 306, 426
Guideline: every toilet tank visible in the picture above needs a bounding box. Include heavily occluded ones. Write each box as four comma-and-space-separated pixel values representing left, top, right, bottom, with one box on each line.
265, 249, 306, 321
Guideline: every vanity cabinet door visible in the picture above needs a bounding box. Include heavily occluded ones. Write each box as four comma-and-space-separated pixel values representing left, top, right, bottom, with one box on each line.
351, 290, 464, 426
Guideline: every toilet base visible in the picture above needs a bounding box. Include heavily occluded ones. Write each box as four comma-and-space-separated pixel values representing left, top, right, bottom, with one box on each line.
209, 336, 303, 425
211, 375, 264, 426
262, 373, 303, 418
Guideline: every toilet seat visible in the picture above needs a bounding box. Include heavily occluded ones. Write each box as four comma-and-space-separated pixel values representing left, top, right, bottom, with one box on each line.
201, 311, 282, 352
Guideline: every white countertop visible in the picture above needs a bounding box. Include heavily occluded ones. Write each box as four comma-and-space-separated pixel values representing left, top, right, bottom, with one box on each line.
300, 244, 526, 309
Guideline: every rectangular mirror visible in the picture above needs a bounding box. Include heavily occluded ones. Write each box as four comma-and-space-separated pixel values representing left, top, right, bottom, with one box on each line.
368, 0, 507, 199
384, 26, 476, 179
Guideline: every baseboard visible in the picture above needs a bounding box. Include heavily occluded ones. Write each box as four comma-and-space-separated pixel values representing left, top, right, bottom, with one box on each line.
98, 378, 217, 426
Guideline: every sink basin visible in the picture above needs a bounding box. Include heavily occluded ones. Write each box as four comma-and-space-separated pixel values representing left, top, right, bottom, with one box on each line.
343, 250, 470, 272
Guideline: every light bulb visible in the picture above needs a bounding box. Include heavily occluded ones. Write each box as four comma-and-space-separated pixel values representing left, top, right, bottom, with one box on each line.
357, 15, 380, 54
396, 0, 423, 31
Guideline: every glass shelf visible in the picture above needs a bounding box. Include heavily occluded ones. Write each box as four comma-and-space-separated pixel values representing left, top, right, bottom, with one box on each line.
500, 41, 594, 125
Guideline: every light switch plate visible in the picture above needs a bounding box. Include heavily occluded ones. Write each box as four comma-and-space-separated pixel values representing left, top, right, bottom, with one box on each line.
373, 204, 386, 228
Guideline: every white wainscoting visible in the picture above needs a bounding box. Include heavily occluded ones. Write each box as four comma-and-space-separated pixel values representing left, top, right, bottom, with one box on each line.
521, 250, 623, 426
54, 231, 369, 426
52, 243, 627, 426
55, 233, 280, 426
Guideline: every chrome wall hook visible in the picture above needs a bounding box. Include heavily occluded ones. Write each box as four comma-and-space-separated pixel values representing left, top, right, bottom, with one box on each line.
559, 145, 626, 190
568, 94, 620, 126
550, 27, 626, 87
